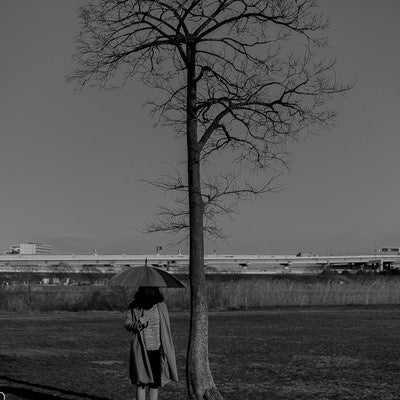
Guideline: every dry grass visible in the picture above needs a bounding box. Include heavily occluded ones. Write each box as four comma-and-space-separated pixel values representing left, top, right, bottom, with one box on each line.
1, 275, 400, 312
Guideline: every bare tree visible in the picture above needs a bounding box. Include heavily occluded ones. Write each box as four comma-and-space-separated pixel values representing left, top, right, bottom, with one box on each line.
68, 1, 351, 399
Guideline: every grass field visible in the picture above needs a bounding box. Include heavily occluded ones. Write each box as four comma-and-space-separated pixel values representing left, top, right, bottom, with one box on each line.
1, 307, 400, 400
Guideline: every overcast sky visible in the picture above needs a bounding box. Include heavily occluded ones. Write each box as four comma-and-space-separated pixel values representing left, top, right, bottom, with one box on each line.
1, 1, 399, 255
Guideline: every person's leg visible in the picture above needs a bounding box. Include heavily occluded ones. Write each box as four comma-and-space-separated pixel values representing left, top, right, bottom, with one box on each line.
146, 350, 160, 400
136, 385, 146, 400
149, 388, 159, 400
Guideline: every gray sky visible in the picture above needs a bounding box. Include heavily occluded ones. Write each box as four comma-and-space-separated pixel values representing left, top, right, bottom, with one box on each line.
1, 1, 399, 255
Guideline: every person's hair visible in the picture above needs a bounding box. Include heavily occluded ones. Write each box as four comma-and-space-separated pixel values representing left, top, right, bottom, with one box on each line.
129, 287, 164, 310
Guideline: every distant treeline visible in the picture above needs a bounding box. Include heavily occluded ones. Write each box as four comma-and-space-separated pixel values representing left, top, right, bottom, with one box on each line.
1, 274, 400, 312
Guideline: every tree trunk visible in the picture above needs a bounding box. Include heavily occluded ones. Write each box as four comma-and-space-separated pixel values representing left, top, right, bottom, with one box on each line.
185, 43, 224, 400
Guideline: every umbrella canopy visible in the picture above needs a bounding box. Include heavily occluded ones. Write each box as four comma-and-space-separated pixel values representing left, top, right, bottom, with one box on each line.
108, 265, 185, 288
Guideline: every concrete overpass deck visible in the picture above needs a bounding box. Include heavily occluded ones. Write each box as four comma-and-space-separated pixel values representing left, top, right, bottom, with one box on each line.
0, 253, 399, 267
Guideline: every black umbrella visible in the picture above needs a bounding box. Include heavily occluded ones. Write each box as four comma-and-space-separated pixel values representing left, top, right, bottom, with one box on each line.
109, 264, 185, 288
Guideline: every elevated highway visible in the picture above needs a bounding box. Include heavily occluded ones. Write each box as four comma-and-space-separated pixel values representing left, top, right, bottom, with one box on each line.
0, 253, 399, 274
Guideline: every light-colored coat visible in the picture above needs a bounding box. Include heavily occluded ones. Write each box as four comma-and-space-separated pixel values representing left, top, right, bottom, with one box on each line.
125, 302, 178, 386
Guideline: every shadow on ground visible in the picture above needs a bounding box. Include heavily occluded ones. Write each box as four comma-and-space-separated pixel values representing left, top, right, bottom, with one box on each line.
0, 376, 112, 400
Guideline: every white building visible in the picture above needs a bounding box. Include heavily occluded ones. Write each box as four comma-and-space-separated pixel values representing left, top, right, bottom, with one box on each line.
7, 242, 53, 255
378, 247, 400, 255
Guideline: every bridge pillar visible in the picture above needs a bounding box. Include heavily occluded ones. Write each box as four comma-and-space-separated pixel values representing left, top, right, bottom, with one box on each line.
378, 259, 384, 273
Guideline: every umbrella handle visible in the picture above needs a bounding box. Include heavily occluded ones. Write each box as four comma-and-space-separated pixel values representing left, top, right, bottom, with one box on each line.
137, 309, 149, 330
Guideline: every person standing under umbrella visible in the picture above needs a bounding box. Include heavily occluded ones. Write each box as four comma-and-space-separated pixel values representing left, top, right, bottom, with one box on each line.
125, 286, 178, 400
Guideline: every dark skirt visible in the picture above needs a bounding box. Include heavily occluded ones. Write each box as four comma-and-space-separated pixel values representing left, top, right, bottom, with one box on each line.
139, 350, 161, 388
